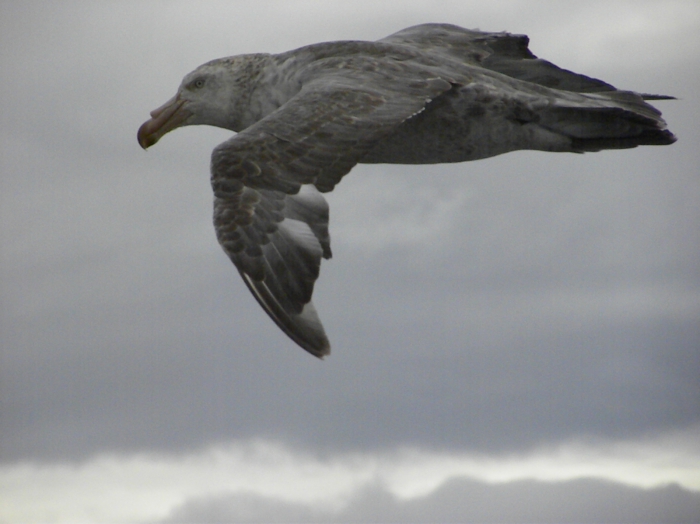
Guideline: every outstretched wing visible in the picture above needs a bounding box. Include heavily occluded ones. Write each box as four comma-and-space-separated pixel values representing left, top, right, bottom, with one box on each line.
380, 23, 620, 94
211, 70, 454, 357
380, 23, 675, 150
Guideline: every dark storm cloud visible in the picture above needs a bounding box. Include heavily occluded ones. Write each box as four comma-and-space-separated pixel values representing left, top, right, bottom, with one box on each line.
159, 477, 700, 523
1, 0, 699, 467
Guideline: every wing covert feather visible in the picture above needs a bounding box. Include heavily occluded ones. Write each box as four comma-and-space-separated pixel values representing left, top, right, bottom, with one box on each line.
381, 23, 618, 94
211, 73, 453, 356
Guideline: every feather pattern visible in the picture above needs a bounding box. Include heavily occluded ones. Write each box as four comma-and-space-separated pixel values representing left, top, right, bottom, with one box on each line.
138, 23, 676, 357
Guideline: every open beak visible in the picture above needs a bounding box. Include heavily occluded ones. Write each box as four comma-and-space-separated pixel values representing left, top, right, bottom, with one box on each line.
137, 95, 192, 149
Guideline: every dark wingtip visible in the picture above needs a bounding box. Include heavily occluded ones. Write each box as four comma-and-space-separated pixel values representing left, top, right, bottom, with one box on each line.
311, 344, 331, 360
571, 129, 677, 151
301, 334, 331, 360
640, 94, 677, 101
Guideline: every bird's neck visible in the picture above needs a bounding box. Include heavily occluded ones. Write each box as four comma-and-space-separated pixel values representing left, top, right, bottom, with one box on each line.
232, 54, 303, 131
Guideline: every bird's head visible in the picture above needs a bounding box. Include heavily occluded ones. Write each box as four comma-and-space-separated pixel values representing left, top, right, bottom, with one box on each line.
137, 56, 261, 149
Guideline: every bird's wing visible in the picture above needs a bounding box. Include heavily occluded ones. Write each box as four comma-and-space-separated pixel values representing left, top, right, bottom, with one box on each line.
380, 23, 675, 145
380, 23, 619, 94
210, 70, 454, 357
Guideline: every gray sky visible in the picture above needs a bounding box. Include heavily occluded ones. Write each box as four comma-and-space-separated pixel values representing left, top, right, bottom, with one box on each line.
1, 1, 699, 522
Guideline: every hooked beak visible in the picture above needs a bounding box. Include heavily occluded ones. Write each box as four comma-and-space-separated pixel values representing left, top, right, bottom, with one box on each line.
137, 95, 193, 149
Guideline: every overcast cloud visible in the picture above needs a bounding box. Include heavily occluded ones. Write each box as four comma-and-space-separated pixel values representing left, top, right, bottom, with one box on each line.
1, 1, 699, 522
160, 478, 700, 524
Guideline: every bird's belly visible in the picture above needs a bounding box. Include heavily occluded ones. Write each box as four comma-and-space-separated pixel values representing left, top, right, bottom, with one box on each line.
361, 116, 523, 164
360, 83, 570, 165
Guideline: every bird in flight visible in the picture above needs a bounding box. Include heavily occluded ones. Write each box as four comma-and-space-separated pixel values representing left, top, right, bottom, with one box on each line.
138, 23, 675, 358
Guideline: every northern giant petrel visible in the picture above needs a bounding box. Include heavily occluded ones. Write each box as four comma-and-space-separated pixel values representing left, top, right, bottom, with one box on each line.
138, 23, 675, 358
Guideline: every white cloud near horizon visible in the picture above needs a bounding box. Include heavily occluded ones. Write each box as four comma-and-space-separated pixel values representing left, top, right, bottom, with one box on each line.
2, 425, 699, 524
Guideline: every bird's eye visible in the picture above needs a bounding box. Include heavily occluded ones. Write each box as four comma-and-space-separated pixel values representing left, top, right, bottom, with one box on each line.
192, 78, 205, 89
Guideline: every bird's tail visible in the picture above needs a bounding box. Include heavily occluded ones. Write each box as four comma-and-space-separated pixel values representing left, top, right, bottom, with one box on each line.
537, 91, 676, 152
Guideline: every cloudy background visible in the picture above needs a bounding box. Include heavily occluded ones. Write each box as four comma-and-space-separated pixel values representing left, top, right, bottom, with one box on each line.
2, 1, 699, 522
